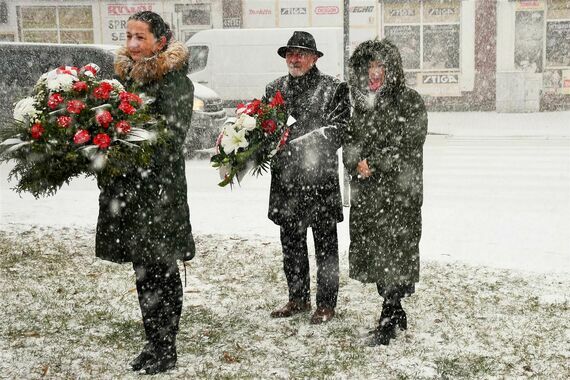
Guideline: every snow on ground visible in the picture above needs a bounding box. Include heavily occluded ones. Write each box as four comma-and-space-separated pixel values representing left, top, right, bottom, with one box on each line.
0, 226, 568, 379
0, 112, 569, 378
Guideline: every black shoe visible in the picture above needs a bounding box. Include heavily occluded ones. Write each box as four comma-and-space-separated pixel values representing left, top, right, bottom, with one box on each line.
143, 348, 177, 375
130, 343, 155, 371
393, 308, 407, 331
368, 302, 407, 346
368, 321, 397, 346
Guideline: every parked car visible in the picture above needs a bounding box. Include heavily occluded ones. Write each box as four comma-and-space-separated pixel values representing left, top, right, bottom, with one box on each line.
0, 42, 226, 154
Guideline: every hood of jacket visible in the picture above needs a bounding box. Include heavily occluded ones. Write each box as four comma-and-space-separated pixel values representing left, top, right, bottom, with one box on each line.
348, 39, 405, 110
114, 40, 189, 84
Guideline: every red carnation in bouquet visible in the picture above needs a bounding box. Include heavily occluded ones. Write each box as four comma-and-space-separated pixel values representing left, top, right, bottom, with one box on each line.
30, 123, 44, 140
0, 63, 165, 198
48, 93, 64, 109
66, 100, 86, 114
73, 130, 91, 145
211, 90, 295, 187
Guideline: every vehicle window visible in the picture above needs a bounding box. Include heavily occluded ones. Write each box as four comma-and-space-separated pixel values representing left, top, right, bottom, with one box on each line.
188, 45, 208, 74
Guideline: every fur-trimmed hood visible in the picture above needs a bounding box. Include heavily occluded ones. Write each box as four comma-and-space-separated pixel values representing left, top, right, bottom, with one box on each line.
348, 38, 406, 111
114, 41, 189, 84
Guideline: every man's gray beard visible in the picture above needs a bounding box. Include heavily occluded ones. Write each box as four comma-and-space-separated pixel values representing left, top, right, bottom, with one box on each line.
288, 64, 313, 77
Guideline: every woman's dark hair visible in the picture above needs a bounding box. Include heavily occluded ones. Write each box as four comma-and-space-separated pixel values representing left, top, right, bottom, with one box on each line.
129, 11, 172, 44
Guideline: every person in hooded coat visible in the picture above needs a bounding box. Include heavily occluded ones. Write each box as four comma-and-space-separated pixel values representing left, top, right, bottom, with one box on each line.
95, 11, 195, 374
343, 39, 427, 346
264, 31, 350, 324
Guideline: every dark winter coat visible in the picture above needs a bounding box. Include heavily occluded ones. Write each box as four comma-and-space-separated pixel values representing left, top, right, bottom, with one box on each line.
95, 41, 195, 264
343, 39, 428, 285
265, 66, 350, 227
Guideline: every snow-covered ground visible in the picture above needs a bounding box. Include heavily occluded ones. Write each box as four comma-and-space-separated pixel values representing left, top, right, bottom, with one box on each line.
1, 112, 569, 378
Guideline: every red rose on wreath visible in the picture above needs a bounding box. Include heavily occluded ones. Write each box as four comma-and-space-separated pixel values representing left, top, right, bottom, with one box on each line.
237, 99, 262, 116
30, 123, 44, 140
119, 101, 136, 115
119, 91, 143, 105
93, 82, 113, 100
96, 110, 113, 128
47, 93, 64, 110
114, 120, 131, 134
72, 81, 88, 92
66, 100, 86, 114
73, 129, 91, 145
261, 119, 277, 134
93, 133, 111, 149
57, 115, 72, 128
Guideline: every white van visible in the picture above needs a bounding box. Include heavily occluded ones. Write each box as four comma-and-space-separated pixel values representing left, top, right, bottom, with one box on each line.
185, 28, 343, 105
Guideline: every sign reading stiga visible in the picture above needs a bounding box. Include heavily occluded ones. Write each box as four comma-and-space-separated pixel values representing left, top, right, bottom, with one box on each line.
422, 74, 459, 84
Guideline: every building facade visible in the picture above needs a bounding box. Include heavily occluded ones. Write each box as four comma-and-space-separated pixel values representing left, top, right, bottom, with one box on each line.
0, 0, 568, 111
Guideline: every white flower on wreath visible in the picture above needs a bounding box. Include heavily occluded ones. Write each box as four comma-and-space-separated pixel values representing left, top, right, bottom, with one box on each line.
13, 96, 40, 122
102, 79, 125, 93
221, 125, 249, 154
46, 71, 76, 92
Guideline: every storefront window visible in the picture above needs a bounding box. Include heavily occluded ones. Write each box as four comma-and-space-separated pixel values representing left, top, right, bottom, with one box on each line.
546, 0, 570, 68
18, 5, 93, 44
382, 0, 460, 72
514, 10, 544, 72
180, 4, 211, 26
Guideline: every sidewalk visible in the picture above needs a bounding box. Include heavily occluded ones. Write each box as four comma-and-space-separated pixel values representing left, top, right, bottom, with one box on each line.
428, 111, 570, 138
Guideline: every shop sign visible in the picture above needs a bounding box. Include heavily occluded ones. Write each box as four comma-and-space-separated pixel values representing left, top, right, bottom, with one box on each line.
314, 6, 339, 15
281, 8, 307, 15
249, 8, 272, 15
103, 2, 159, 44
108, 4, 154, 16
383, 1, 420, 24
223, 17, 241, 28
422, 74, 459, 85
242, 0, 276, 28
419, 72, 461, 96
515, 1, 545, 11
350, 6, 374, 13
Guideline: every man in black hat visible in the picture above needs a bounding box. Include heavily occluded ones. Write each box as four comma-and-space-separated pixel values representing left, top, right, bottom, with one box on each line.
264, 31, 350, 324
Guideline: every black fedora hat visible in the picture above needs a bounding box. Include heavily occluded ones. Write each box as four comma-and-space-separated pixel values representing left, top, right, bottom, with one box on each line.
278, 31, 324, 58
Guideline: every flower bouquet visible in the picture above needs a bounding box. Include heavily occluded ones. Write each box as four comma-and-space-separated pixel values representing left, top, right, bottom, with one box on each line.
0, 64, 163, 198
210, 91, 293, 187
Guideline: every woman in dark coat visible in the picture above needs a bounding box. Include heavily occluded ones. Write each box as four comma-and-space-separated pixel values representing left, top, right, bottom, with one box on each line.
343, 39, 428, 346
95, 11, 195, 374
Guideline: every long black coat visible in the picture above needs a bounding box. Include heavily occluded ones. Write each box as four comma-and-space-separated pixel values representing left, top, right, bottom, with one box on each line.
265, 66, 350, 227
343, 39, 428, 285
95, 42, 195, 264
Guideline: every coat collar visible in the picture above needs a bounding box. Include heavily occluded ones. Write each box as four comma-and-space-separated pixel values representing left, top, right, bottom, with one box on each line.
114, 41, 189, 84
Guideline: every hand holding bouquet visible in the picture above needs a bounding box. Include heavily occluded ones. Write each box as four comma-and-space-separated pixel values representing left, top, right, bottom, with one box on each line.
0, 64, 163, 197
211, 91, 293, 187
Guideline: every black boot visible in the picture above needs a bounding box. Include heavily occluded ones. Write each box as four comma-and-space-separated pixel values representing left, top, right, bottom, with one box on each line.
368, 299, 407, 346
392, 302, 407, 331
143, 341, 177, 374
130, 342, 155, 371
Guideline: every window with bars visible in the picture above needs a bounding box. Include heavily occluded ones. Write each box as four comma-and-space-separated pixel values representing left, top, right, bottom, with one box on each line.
17, 5, 93, 44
